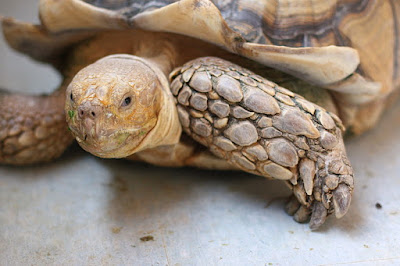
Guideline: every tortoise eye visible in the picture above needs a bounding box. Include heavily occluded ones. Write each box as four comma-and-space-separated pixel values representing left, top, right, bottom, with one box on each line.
122, 96, 132, 107
70, 93, 74, 102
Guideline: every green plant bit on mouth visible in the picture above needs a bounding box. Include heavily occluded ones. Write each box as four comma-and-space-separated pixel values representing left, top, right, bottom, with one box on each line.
68, 110, 75, 119
116, 133, 130, 145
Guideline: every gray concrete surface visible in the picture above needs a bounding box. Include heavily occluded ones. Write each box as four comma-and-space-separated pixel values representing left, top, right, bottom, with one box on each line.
1, 1, 400, 265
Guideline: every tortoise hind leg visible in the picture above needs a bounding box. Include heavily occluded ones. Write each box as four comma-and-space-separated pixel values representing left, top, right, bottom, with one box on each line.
170, 56, 354, 230
1, 18, 75, 165
0, 85, 74, 165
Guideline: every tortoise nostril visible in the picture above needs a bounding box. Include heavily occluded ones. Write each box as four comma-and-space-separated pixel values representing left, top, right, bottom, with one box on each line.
78, 104, 101, 119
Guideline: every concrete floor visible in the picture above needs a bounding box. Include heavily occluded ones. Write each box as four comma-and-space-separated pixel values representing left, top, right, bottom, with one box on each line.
1, 1, 400, 265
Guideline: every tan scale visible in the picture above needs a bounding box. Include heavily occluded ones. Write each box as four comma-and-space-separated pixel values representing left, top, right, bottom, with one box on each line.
1, 0, 399, 230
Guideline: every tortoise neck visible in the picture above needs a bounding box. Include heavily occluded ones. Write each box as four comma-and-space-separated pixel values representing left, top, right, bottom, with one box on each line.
145, 53, 176, 77
125, 55, 182, 152
136, 37, 179, 76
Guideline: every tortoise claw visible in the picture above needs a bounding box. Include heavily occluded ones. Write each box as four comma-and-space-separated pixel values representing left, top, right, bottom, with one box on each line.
285, 196, 311, 224
285, 195, 301, 216
309, 202, 328, 230
293, 205, 311, 223
287, 179, 352, 230
333, 183, 352, 218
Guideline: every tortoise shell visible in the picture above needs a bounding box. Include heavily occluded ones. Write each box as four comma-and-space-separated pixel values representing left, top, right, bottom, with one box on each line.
70, 0, 400, 92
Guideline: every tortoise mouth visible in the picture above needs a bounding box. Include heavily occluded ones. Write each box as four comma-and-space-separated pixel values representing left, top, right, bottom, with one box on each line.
70, 126, 148, 158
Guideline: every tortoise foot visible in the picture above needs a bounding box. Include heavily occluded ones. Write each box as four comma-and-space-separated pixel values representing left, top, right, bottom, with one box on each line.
288, 150, 354, 230
286, 180, 352, 230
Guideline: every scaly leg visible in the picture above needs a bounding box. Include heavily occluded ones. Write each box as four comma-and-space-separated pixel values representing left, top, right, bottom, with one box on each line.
169, 57, 354, 230
0, 85, 74, 165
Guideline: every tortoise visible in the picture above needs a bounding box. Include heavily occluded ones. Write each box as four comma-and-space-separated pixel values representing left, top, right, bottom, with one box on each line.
1, 0, 399, 230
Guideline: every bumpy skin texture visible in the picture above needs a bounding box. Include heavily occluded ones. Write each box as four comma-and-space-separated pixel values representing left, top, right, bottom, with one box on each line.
0, 87, 73, 164
170, 57, 354, 229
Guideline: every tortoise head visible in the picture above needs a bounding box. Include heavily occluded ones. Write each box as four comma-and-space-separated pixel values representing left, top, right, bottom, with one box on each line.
65, 54, 181, 158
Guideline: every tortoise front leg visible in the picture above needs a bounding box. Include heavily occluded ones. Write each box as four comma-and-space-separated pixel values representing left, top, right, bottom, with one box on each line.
0, 85, 74, 165
170, 57, 354, 230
